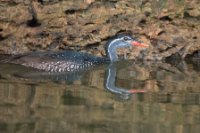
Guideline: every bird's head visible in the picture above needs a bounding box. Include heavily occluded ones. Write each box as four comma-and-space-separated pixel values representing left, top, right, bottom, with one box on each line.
106, 34, 149, 61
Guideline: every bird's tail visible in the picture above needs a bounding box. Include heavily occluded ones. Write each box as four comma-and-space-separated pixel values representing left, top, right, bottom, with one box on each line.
0, 54, 17, 63
0, 54, 10, 62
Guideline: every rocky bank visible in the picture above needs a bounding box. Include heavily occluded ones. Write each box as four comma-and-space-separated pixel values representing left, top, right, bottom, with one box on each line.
0, 0, 200, 60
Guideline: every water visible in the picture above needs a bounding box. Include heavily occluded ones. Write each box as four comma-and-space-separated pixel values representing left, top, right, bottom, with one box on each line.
0, 60, 200, 133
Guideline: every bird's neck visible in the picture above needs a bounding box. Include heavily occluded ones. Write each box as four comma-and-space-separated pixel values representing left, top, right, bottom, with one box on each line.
107, 45, 118, 62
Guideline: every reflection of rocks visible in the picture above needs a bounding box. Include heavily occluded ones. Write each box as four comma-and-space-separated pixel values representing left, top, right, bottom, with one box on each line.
0, 83, 33, 123
0, 80, 200, 132
0, 0, 200, 60
86, 69, 105, 89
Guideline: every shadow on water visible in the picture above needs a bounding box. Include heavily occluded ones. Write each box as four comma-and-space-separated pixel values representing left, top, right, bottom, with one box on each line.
0, 59, 200, 133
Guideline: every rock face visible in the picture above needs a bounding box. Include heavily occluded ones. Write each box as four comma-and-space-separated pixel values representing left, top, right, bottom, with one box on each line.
0, 0, 200, 60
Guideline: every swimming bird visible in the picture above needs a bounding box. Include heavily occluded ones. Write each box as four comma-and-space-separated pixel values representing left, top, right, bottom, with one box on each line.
5, 34, 148, 72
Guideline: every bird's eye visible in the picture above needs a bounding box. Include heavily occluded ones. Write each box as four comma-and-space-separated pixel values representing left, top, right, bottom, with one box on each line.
123, 36, 130, 41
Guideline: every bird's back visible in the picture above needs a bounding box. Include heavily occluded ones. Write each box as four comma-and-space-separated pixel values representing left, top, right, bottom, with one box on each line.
5, 51, 110, 72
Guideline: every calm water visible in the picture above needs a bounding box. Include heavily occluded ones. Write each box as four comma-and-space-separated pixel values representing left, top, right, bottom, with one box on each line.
0, 60, 200, 133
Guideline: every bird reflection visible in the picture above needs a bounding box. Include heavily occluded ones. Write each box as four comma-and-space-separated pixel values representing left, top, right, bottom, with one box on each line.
105, 63, 145, 100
